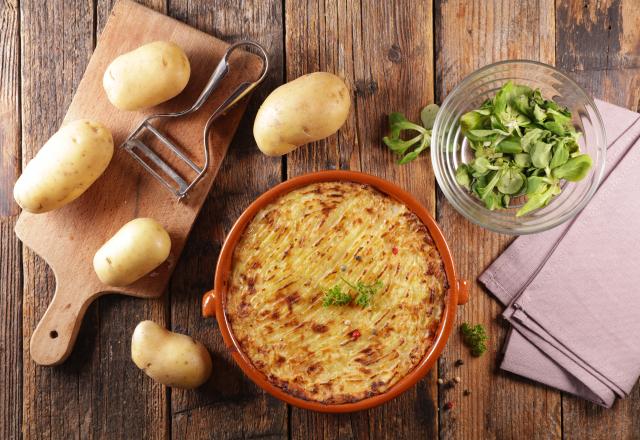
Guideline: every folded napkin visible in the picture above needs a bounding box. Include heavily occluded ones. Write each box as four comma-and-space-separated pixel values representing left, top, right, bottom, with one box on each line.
479, 100, 640, 408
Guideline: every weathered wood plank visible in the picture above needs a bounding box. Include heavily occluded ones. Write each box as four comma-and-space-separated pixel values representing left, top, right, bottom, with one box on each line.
22, 1, 168, 438
556, 0, 640, 112
21, 2, 96, 437
0, 0, 22, 438
0, 0, 20, 217
0, 218, 21, 440
283, 0, 360, 174
434, 1, 561, 439
286, 1, 438, 438
166, 1, 287, 439
91, 2, 170, 438
96, 0, 166, 34
556, 1, 640, 438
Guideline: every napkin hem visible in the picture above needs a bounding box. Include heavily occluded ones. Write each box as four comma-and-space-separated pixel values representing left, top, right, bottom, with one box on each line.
500, 329, 613, 407
506, 306, 626, 397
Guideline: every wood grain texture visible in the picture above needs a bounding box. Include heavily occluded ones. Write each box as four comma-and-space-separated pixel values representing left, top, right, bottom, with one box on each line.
96, 0, 166, 34
434, 1, 562, 439
21, 1, 168, 437
0, 1, 22, 438
21, 1, 101, 437
557, 1, 640, 439
284, 0, 360, 174
556, 0, 640, 112
286, 1, 438, 438
166, 1, 287, 438
0, 0, 20, 217
96, 2, 169, 440
5, 1, 640, 439
1, 218, 21, 440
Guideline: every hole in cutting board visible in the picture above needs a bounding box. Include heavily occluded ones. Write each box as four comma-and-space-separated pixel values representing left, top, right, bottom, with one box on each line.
49, 330, 58, 339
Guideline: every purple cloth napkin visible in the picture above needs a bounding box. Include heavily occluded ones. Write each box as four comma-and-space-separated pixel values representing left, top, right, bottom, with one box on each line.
479, 100, 640, 408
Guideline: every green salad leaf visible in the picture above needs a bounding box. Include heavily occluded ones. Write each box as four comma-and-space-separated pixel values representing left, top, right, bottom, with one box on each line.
383, 104, 440, 163
420, 103, 440, 129
552, 154, 593, 182
497, 167, 526, 195
454, 81, 593, 214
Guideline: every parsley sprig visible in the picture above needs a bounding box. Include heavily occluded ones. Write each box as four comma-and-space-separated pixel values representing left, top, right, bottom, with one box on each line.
342, 278, 384, 307
322, 278, 383, 308
322, 285, 352, 307
460, 323, 488, 357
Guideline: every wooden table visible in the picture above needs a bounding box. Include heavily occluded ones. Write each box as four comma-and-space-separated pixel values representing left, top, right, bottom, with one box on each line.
1, 1, 639, 438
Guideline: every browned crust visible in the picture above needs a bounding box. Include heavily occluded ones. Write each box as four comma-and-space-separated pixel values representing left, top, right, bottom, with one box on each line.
225, 182, 447, 404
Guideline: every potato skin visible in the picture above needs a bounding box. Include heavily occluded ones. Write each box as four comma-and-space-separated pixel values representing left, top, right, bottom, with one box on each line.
93, 218, 171, 287
13, 119, 114, 213
103, 41, 191, 111
253, 72, 350, 156
131, 320, 212, 389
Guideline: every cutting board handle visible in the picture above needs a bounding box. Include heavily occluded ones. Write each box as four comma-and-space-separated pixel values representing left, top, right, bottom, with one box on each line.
30, 277, 99, 366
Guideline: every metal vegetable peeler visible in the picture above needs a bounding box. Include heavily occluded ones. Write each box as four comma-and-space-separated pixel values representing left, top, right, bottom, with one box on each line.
121, 41, 269, 199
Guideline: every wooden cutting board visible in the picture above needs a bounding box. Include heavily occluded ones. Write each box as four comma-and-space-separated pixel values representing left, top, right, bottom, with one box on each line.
14, 0, 264, 366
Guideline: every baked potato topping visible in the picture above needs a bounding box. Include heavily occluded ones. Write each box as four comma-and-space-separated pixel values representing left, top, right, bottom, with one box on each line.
226, 182, 447, 403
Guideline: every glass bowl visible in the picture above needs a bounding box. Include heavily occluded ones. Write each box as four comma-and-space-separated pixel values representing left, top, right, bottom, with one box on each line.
431, 60, 606, 235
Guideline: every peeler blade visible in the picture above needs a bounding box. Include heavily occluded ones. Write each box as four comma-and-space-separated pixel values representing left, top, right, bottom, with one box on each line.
123, 138, 190, 198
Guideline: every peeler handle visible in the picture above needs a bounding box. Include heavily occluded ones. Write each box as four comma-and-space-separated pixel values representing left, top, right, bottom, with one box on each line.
205, 41, 269, 123
189, 53, 230, 113
190, 41, 269, 115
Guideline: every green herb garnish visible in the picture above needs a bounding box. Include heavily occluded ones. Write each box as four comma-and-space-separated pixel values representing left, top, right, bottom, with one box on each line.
460, 323, 488, 357
322, 278, 383, 308
383, 104, 440, 164
342, 278, 384, 307
322, 285, 353, 307
454, 81, 593, 216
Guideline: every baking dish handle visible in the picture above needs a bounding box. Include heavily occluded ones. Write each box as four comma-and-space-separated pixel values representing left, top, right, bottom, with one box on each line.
203, 281, 469, 314
457, 279, 469, 305
202, 290, 216, 318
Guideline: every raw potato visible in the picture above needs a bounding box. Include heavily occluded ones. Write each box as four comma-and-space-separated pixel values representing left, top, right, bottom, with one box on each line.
131, 320, 212, 389
103, 41, 191, 111
13, 119, 114, 213
93, 218, 171, 287
253, 72, 350, 156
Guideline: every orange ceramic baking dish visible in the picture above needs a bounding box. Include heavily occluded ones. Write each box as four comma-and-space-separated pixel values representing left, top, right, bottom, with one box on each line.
202, 170, 469, 412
